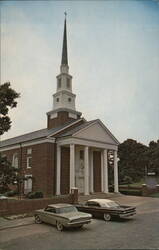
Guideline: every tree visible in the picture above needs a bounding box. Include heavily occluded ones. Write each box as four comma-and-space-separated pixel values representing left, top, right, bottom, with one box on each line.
0, 154, 17, 193
144, 140, 159, 175
0, 82, 20, 135
0, 82, 20, 193
118, 139, 148, 183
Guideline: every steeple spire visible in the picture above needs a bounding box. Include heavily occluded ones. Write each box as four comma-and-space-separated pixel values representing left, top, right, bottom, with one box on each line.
61, 12, 68, 66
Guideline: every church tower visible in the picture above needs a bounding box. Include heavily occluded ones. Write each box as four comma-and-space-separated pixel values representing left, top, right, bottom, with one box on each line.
47, 14, 82, 129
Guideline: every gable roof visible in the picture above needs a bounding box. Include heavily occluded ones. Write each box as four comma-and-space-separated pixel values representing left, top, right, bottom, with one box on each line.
58, 119, 120, 145
57, 119, 98, 138
0, 119, 82, 148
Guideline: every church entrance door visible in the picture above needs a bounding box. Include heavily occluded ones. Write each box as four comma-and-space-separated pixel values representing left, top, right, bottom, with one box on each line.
75, 149, 84, 194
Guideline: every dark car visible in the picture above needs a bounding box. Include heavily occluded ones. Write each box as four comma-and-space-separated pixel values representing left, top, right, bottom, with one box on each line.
76, 199, 136, 221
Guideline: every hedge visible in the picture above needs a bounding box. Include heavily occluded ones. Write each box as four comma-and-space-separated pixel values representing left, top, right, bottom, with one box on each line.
119, 189, 142, 196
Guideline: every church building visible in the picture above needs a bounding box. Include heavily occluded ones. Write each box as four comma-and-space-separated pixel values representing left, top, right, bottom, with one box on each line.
0, 16, 119, 196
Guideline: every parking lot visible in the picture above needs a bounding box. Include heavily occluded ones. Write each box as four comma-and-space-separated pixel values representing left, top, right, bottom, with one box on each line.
0, 196, 159, 249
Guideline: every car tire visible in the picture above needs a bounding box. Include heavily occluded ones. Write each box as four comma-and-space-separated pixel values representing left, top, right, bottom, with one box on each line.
35, 215, 42, 224
103, 213, 111, 221
56, 221, 64, 231
78, 225, 84, 229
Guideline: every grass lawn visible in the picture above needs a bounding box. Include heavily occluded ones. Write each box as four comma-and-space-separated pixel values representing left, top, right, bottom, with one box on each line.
120, 177, 159, 188
149, 193, 159, 198
119, 179, 145, 188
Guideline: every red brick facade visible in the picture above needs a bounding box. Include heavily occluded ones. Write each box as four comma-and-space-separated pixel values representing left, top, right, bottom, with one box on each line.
47, 111, 80, 129
2, 142, 55, 196
2, 137, 104, 198
2, 143, 103, 196
60, 147, 70, 194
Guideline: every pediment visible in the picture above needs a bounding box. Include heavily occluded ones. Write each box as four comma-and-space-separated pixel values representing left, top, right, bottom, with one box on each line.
73, 120, 119, 145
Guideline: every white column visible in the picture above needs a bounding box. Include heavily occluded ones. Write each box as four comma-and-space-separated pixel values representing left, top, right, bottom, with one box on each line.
89, 149, 94, 193
84, 146, 89, 195
114, 150, 119, 193
56, 144, 61, 195
101, 150, 104, 192
103, 149, 109, 193
70, 144, 75, 191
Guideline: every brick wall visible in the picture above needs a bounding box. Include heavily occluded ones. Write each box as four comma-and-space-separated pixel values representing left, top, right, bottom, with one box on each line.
0, 195, 75, 216
47, 111, 77, 129
1, 142, 55, 196
60, 147, 70, 194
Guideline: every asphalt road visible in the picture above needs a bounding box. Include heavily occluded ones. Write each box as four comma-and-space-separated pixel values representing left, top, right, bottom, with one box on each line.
0, 196, 159, 250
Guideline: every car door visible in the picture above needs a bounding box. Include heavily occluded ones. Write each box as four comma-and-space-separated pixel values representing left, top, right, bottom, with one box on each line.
43, 207, 57, 225
86, 202, 100, 217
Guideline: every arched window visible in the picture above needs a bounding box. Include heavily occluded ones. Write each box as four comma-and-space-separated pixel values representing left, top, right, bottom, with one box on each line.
12, 153, 19, 168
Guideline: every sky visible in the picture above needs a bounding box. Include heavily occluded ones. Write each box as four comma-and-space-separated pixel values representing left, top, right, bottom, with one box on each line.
1, 0, 159, 145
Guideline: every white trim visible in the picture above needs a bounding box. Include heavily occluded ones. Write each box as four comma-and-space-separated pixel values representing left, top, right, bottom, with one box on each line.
101, 150, 104, 192
84, 146, 89, 195
89, 149, 94, 193
73, 119, 120, 145
57, 137, 118, 151
70, 144, 75, 191
50, 113, 58, 119
27, 156, 32, 169
68, 112, 77, 119
103, 149, 109, 193
56, 145, 61, 195
114, 150, 119, 193
0, 138, 55, 152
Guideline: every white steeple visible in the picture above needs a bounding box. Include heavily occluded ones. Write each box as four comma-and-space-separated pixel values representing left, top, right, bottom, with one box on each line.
53, 14, 76, 112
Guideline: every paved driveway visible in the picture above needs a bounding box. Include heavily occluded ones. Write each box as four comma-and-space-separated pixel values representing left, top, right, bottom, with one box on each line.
0, 195, 159, 250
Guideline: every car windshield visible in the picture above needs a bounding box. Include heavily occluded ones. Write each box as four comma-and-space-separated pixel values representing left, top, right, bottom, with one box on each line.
101, 201, 120, 208
57, 206, 78, 214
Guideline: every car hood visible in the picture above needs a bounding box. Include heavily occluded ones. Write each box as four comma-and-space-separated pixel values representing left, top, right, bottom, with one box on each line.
60, 211, 92, 220
110, 206, 136, 211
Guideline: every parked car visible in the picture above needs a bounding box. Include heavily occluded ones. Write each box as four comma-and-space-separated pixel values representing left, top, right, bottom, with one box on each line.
0, 194, 8, 199
76, 199, 136, 221
34, 203, 92, 231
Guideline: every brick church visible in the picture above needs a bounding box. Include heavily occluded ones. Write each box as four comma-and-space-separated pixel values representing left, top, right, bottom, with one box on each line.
0, 16, 119, 196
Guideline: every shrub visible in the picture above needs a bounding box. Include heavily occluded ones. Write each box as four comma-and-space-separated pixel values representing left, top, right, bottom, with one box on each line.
119, 189, 142, 196
26, 191, 43, 199
4, 190, 18, 197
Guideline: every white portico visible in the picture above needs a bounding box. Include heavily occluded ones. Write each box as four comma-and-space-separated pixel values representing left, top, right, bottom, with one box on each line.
55, 119, 119, 195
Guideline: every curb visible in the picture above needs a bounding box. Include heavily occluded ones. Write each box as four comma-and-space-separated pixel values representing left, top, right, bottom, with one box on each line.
0, 222, 35, 231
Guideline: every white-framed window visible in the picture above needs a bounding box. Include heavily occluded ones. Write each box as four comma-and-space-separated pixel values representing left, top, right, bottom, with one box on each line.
12, 153, 19, 169
24, 175, 32, 194
27, 156, 32, 168
27, 148, 32, 155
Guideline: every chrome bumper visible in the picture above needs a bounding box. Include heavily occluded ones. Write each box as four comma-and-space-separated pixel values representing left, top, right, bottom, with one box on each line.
119, 212, 136, 218
65, 219, 91, 227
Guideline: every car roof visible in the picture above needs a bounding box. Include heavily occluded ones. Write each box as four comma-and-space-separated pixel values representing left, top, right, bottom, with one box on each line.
88, 199, 113, 204
47, 203, 74, 209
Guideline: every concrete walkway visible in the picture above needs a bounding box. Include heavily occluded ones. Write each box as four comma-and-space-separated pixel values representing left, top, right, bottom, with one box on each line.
0, 216, 34, 231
